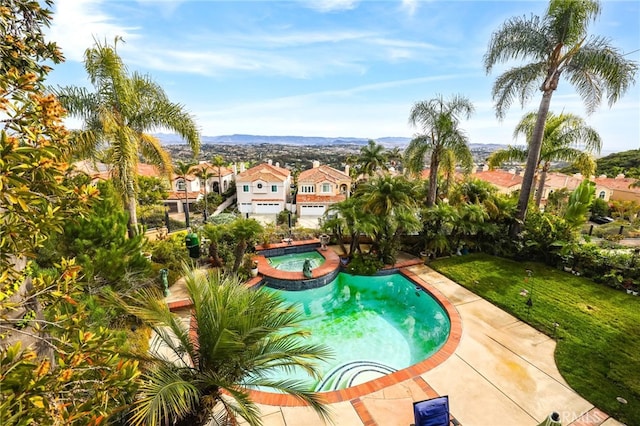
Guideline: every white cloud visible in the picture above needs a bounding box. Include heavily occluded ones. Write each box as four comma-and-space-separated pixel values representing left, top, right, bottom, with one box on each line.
48, 0, 139, 62
305, 0, 359, 13
401, 0, 418, 16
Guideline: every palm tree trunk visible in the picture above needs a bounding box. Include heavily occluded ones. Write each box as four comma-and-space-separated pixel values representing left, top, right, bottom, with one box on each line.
512, 89, 554, 236
233, 241, 247, 273
127, 194, 138, 238
535, 162, 550, 208
208, 241, 223, 267
426, 155, 440, 207
184, 188, 190, 228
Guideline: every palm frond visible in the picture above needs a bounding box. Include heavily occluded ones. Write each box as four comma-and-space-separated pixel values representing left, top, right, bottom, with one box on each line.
128, 367, 200, 426
484, 14, 549, 72
567, 36, 639, 114
491, 63, 546, 119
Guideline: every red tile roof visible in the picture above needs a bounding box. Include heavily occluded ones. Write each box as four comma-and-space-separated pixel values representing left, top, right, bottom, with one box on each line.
166, 191, 201, 200
237, 163, 290, 183
594, 176, 640, 192
298, 165, 350, 184
472, 170, 522, 189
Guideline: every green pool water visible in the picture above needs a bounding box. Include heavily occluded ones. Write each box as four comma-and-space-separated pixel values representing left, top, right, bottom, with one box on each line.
261, 272, 450, 392
267, 251, 325, 271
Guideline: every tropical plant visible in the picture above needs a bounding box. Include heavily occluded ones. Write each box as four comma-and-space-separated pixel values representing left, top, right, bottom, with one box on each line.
564, 179, 595, 228
175, 160, 197, 228
210, 154, 226, 194
358, 139, 388, 178
121, 268, 332, 426
405, 94, 475, 207
484, 0, 638, 233
357, 175, 421, 263
323, 197, 370, 259
488, 111, 601, 207
192, 164, 215, 221
229, 219, 264, 274
55, 38, 200, 237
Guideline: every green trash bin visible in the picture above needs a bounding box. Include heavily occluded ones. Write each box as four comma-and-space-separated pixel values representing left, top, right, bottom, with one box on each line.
185, 230, 200, 259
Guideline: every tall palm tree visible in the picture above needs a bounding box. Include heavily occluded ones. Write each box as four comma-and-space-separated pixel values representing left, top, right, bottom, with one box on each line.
484, 0, 637, 233
210, 154, 226, 195
193, 164, 214, 222
488, 111, 601, 208
358, 139, 388, 178
56, 38, 200, 237
405, 94, 475, 207
122, 268, 332, 426
176, 161, 196, 228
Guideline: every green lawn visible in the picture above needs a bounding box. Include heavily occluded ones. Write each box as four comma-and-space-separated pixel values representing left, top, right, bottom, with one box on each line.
430, 253, 640, 424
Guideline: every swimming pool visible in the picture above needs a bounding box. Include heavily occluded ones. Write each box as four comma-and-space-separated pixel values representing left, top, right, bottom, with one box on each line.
261, 272, 450, 392
267, 251, 325, 271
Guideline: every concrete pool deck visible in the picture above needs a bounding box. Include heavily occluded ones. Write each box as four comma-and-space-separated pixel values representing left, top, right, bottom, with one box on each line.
164, 254, 623, 426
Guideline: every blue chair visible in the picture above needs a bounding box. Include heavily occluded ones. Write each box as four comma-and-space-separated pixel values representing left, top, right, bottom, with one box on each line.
412, 395, 460, 426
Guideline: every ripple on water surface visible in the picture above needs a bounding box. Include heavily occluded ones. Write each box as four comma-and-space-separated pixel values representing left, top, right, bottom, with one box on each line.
260, 272, 450, 392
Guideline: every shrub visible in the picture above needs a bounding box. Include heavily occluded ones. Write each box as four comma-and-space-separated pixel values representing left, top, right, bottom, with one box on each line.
345, 253, 384, 275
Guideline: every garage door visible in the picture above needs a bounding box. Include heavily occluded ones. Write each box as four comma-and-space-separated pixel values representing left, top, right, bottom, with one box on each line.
299, 205, 326, 216
255, 202, 281, 214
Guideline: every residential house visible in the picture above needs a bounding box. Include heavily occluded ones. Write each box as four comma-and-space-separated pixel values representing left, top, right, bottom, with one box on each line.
296, 161, 351, 217
235, 160, 292, 215
166, 170, 202, 214
191, 161, 235, 195
540, 173, 612, 204
593, 174, 640, 204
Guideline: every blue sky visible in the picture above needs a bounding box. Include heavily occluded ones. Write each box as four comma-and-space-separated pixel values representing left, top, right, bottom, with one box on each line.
46, 0, 639, 154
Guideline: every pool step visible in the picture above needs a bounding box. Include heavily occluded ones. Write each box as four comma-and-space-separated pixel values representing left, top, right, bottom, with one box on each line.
315, 361, 397, 392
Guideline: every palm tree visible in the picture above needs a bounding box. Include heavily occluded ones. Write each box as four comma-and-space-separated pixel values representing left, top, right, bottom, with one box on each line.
175, 161, 196, 228
484, 0, 638, 233
229, 218, 263, 274
210, 155, 226, 195
358, 175, 421, 263
488, 111, 601, 208
323, 197, 370, 259
193, 164, 215, 222
122, 268, 332, 426
385, 147, 403, 170
358, 139, 388, 178
405, 94, 475, 207
55, 38, 200, 237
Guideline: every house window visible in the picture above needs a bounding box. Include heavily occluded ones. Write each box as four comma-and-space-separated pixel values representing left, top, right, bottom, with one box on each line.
321, 183, 331, 193
301, 185, 315, 193
271, 185, 278, 192
243, 185, 249, 192
599, 191, 606, 199
257, 183, 263, 189
176, 179, 186, 191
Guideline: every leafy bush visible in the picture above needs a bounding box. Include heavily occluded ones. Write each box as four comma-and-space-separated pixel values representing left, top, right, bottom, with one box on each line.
148, 232, 190, 284
345, 253, 384, 275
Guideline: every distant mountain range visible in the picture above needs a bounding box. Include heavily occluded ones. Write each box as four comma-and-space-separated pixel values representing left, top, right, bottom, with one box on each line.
154, 133, 506, 151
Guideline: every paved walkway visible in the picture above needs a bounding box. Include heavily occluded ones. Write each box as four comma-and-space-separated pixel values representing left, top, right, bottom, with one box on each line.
164, 255, 623, 426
